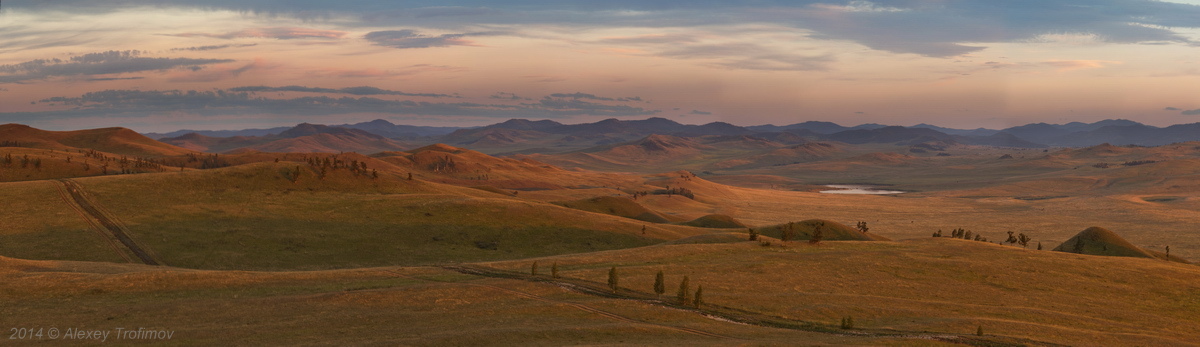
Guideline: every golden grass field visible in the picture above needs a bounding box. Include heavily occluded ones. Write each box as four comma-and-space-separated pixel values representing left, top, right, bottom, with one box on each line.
3, 127, 1200, 345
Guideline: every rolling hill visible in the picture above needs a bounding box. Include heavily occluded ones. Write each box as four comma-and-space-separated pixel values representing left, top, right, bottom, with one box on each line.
1, 123, 192, 157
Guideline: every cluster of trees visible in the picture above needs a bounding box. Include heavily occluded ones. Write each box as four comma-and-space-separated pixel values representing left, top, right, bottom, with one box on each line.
628, 186, 697, 200
933, 228, 1037, 248
427, 155, 459, 173
933, 228, 989, 242
780, 221, 824, 244
0, 141, 27, 147
2, 153, 40, 170
184, 152, 230, 169
1122, 160, 1157, 166
1004, 231, 1033, 248
304, 155, 379, 180
654, 186, 696, 199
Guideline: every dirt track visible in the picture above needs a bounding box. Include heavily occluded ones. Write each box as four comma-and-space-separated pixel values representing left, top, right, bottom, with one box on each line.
56, 179, 161, 265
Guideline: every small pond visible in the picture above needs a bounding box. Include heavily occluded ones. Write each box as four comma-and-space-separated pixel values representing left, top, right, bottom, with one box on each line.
819, 185, 906, 195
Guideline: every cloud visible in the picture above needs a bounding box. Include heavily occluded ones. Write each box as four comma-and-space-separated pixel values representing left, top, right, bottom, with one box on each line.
1184, 109, 1200, 115
167, 58, 273, 82
304, 64, 467, 79
364, 30, 494, 49
1165, 107, 1180, 111
170, 27, 347, 40
87, 77, 146, 81
490, 92, 529, 100
229, 85, 456, 98
170, 44, 259, 52
656, 43, 834, 71
14, 2, 1200, 59
689, 110, 712, 115
0, 50, 234, 83
22, 88, 660, 119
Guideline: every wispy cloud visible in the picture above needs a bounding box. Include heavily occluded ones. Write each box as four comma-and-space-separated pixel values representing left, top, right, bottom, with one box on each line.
22, 88, 660, 119
167, 58, 275, 82
170, 27, 347, 40
548, 92, 646, 102
305, 64, 466, 79
1183, 109, 1200, 116
170, 43, 259, 52
364, 29, 496, 49
0, 50, 234, 83
229, 85, 456, 98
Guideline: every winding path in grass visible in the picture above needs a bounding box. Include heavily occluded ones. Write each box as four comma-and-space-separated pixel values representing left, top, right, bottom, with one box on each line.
436, 264, 1067, 347
377, 268, 741, 341
56, 179, 161, 265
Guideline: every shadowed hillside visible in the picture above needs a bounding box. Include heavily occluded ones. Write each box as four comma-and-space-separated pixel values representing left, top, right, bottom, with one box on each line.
1052, 226, 1188, 263
756, 219, 890, 242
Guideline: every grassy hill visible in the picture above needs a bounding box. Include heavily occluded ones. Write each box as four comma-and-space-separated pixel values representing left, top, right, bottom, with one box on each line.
0, 161, 722, 270
556, 196, 679, 223
482, 238, 1200, 346
754, 219, 890, 242
1, 123, 191, 157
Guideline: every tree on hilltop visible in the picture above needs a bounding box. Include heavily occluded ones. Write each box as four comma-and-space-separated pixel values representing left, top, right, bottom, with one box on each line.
1017, 233, 1031, 248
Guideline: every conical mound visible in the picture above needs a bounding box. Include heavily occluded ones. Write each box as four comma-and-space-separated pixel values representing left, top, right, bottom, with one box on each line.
680, 214, 747, 228
1051, 227, 1156, 259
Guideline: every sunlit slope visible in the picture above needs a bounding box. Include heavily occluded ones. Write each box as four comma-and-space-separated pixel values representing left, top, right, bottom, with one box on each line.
13, 162, 716, 270
374, 144, 644, 190
0, 180, 130, 263
0, 124, 191, 157
484, 238, 1200, 346
0, 257, 960, 346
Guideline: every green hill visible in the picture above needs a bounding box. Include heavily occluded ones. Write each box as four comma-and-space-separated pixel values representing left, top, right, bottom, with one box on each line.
1052, 226, 1188, 263
755, 219, 890, 242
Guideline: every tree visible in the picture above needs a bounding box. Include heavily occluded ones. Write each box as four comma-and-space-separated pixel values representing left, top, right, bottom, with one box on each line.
856, 221, 869, 233
933, 229, 943, 237
782, 222, 795, 241
809, 221, 825, 245
1005, 231, 1018, 244
654, 270, 665, 296
677, 276, 691, 305
1167, 245, 1171, 258
748, 228, 758, 241
1037, 242, 1043, 250
531, 261, 539, 276
607, 266, 619, 293
407, 172, 413, 180
1017, 233, 1031, 248
964, 230, 973, 240
694, 286, 704, 308
976, 325, 984, 336
841, 316, 855, 329
552, 262, 560, 279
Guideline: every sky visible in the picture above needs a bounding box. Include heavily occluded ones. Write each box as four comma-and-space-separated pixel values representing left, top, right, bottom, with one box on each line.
3, 0, 1200, 132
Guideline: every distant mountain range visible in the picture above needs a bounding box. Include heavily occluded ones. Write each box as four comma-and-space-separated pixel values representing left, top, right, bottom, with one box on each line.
141, 117, 1200, 154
